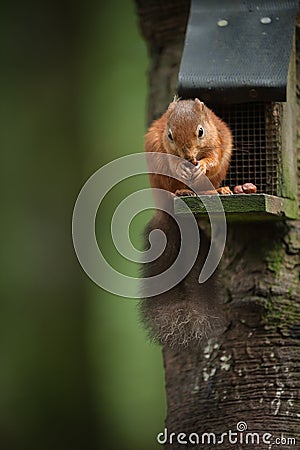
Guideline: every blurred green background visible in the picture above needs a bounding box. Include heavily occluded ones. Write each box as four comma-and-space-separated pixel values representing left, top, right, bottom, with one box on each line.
0, 1, 165, 449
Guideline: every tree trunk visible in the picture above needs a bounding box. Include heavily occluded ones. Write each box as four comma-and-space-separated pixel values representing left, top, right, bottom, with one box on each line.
136, 1, 300, 448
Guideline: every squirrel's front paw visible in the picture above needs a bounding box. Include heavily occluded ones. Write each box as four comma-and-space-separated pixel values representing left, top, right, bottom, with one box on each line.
176, 161, 194, 182
198, 160, 207, 174
191, 160, 207, 180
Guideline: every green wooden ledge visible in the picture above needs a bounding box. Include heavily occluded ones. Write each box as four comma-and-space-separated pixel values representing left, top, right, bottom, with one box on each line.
174, 194, 299, 221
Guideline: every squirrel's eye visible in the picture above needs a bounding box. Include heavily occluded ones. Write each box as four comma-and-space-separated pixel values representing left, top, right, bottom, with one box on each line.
197, 126, 205, 139
167, 129, 173, 142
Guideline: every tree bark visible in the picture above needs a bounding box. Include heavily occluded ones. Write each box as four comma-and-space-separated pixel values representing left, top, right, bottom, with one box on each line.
136, 1, 300, 448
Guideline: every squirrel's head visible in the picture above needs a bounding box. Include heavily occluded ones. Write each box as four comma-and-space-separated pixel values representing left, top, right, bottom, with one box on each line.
163, 98, 217, 163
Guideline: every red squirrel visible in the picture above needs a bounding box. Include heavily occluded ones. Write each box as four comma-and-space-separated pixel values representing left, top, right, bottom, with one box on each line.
140, 98, 257, 347
140, 98, 234, 348
145, 97, 233, 197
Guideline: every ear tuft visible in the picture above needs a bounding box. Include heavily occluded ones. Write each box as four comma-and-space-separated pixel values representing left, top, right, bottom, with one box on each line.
167, 101, 176, 116
194, 98, 204, 112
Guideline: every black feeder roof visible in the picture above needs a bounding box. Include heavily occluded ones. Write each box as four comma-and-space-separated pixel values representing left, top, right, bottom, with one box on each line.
178, 0, 299, 104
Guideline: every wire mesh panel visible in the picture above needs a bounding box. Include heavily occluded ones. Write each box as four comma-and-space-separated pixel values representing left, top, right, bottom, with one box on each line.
211, 102, 280, 195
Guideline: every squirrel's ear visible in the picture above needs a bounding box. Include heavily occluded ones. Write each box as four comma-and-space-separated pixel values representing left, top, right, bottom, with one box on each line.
194, 98, 204, 112
167, 101, 176, 116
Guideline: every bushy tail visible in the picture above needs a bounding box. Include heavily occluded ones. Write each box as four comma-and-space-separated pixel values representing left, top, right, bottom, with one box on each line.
139, 210, 225, 348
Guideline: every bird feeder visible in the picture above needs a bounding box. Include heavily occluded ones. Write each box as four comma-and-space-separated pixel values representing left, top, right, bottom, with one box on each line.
174, 0, 299, 220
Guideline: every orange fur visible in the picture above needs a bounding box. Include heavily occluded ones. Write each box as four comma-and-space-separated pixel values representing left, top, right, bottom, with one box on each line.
145, 98, 232, 195
141, 98, 232, 347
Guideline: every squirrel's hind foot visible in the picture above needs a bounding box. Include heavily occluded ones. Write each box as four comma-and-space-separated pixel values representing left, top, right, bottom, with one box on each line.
175, 188, 196, 197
